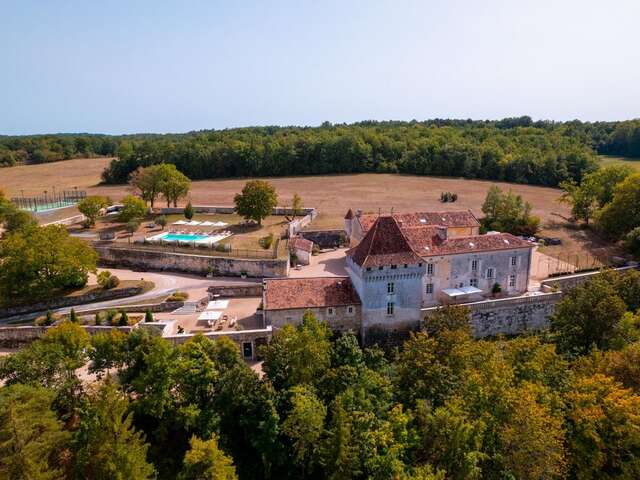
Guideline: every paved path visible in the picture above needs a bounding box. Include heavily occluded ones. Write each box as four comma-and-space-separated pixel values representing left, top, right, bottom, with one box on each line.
2, 268, 260, 323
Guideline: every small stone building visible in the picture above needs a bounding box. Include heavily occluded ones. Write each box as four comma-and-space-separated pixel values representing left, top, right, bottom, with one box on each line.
263, 277, 361, 332
289, 236, 313, 265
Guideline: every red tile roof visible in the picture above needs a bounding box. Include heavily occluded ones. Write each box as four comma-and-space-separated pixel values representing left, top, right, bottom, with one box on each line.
357, 210, 479, 233
289, 236, 314, 253
346, 216, 423, 268
347, 215, 531, 267
264, 277, 361, 310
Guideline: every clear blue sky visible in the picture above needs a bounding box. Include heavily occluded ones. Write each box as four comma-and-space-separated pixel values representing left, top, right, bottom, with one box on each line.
2, 0, 639, 135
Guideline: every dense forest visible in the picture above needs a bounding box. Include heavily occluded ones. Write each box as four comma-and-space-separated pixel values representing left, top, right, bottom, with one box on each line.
3, 269, 640, 479
2, 118, 640, 187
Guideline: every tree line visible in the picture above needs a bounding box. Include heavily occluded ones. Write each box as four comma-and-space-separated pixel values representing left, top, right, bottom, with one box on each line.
3, 269, 640, 479
3, 118, 640, 183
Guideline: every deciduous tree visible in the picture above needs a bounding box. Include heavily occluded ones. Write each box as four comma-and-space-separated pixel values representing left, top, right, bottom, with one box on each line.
234, 180, 277, 226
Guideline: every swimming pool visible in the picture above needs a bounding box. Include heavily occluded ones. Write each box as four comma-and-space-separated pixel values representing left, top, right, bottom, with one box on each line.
161, 233, 209, 242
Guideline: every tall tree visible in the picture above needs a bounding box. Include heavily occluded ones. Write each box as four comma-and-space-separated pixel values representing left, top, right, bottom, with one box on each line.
0, 384, 70, 480
71, 379, 156, 480
233, 180, 278, 226
178, 435, 237, 480
77, 195, 110, 227
282, 385, 327, 477
0, 225, 97, 304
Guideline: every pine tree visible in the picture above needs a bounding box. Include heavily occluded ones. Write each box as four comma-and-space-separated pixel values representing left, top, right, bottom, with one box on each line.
45, 310, 55, 326
118, 310, 129, 326
184, 201, 194, 220
69, 308, 79, 323
144, 309, 154, 323
94, 312, 102, 326
0, 384, 70, 480
71, 379, 156, 479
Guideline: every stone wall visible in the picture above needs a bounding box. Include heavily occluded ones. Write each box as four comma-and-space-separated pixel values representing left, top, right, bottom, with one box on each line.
0, 324, 134, 348
158, 204, 316, 217
540, 265, 639, 292
299, 229, 345, 248
163, 326, 273, 360
208, 284, 263, 298
0, 286, 145, 319
96, 245, 289, 277
265, 305, 361, 333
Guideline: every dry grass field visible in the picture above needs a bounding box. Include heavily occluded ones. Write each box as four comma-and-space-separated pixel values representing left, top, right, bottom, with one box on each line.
1, 157, 624, 265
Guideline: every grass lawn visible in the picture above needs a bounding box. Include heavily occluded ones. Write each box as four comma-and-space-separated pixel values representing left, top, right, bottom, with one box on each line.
65, 279, 154, 298
598, 155, 640, 172
161, 212, 287, 250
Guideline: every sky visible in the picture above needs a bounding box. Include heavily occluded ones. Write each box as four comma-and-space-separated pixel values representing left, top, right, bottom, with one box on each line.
1, 0, 640, 135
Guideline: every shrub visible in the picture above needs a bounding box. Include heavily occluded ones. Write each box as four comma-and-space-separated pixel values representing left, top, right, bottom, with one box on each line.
625, 227, 640, 256
259, 233, 274, 250
215, 243, 230, 253
167, 291, 188, 302
184, 201, 194, 220
118, 310, 129, 326
312, 244, 320, 256
69, 308, 79, 323
144, 309, 154, 323
440, 191, 458, 203
155, 215, 167, 229
106, 309, 118, 325
97, 271, 120, 289
45, 310, 55, 326
492, 282, 502, 294
94, 312, 102, 326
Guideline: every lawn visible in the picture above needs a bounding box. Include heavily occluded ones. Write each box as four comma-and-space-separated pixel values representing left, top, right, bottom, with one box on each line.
598, 154, 640, 172
2, 157, 625, 265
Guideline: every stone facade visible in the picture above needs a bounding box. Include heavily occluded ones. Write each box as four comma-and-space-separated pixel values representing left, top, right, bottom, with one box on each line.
424, 247, 532, 306
164, 327, 273, 360
347, 256, 425, 334
265, 304, 362, 333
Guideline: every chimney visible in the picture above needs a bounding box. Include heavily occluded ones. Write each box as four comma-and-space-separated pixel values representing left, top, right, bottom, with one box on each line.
356, 209, 363, 217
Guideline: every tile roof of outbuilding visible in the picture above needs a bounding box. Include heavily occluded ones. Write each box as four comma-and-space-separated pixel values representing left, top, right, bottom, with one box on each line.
263, 277, 361, 310
289, 236, 314, 253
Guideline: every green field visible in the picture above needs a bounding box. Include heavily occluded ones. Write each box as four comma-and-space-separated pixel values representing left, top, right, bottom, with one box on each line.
598, 155, 640, 171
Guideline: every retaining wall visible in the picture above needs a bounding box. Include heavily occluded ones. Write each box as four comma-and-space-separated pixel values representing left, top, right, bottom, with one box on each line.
0, 286, 144, 319
96, 245, 289, 277
299, 229, 345, 248
0, 324, 134, 348
164, 326, 272, 360
208, 284, 263, 297
540, 264, 639, 291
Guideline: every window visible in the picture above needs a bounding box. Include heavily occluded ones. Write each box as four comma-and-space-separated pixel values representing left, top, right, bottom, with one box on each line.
470, 278, 478, 287
509, 274, 516, 287
404, 264, 408, 268
511, 256, 517, 267
387, 282, 395, 294
366, 267, 371, 271
471, 259, 478, 271
418, 263, 423, 267
347, 305, 355, 316
426, 283, 433, 294
285, 316, 293, 323
378, 266, 384, 271
487, 268, 494, 278
427, 263, 434, 275
242, 342, 253, 359
387, 302, 394, 315
390, 264, 397, 270
327, 307, 335, 316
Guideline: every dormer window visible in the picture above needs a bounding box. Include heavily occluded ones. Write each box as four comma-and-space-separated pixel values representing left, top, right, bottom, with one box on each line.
390, 264, 397, 270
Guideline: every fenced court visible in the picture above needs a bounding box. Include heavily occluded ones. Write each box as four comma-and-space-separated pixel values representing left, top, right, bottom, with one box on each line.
11, 190, 86, 212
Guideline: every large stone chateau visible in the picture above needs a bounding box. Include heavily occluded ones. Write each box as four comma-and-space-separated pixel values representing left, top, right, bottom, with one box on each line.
264, 209, 534, 335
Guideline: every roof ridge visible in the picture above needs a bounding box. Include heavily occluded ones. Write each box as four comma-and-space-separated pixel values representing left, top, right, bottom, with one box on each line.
391, 216, 423, 257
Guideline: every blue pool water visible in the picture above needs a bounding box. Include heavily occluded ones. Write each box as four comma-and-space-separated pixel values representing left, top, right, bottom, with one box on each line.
162, 233, 209, 242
